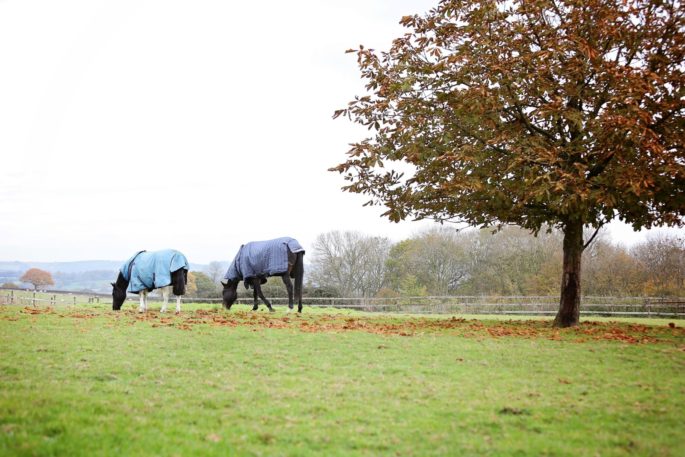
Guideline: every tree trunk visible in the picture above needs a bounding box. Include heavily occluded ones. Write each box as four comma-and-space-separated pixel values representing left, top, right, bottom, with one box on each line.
554, 219, 584, 328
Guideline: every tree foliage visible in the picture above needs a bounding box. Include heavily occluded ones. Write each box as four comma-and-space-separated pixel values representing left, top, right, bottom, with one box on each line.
333, 0, 684, 230
20, 268, 54, 290
188, 271, 221, 298
186, 272, 199, 296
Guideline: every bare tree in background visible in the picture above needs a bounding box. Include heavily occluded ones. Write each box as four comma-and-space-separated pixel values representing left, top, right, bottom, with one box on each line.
205, 261, 226, 284
310, 231, 391, 297
632, 234, 685, 296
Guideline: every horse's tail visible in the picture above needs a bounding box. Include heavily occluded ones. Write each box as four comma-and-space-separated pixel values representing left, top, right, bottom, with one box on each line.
172, 268, 187, 296
292, 251, 304, 305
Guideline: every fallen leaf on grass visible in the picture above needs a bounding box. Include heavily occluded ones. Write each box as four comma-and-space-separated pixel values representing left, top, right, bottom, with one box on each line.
205, 434, 221, 443
499, 407, 530, 416
21, 307, 54, 315
258, 432, 275, 445
68, 313, 98, 319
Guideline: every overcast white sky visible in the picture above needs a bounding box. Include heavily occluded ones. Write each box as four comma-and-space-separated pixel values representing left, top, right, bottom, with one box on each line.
0, 0, 681, 264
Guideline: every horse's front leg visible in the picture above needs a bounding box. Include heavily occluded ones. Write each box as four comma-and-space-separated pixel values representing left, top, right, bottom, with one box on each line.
160, 287, 169, 313
139, 290, 148, 313
175, 294, 181, 314
254, 280, 275, 313
282, 274, 294, 312
252, 280, 259, 311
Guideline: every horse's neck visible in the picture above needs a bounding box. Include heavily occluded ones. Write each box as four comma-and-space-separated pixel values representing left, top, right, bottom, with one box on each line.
115, 272, 129, 290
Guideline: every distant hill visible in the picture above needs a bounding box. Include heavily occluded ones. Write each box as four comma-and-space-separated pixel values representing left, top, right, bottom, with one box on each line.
0, 260, 213, 293
0, 260, 123, 274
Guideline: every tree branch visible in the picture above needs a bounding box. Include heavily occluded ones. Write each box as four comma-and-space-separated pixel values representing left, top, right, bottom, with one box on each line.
583, 222, 605, 251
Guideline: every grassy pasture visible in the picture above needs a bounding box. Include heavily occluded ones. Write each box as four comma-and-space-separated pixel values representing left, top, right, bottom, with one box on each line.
1, 304, 684, 456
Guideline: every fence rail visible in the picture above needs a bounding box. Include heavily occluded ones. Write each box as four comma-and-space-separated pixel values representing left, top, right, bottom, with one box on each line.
1, 289, 683, 318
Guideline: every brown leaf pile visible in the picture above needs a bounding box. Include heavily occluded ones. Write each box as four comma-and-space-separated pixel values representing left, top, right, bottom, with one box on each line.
21, 306, 55, 315
5, 307, 684, 345
100, 309, 684, 345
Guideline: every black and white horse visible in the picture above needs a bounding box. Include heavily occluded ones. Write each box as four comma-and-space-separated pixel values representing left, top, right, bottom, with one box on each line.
222, 237, 305, 313
112, 249, 189, 313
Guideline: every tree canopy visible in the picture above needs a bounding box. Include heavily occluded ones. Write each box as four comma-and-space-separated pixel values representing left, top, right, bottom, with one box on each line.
20, 268, 54, 290
332, 0, 685, 326
333, 0, 684, 231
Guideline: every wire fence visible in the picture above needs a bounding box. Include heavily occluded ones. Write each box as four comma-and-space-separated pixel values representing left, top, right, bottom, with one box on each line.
1, 288, 683, 318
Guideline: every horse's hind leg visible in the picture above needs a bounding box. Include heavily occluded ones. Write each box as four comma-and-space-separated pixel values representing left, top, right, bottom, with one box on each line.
282, 274, 294, 311
175, 295, 181, 314
294, 252, 304, 313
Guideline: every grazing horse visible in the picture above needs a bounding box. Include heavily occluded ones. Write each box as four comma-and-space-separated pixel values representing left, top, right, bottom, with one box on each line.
222, 237, 305, 313
111, 249, 189, 313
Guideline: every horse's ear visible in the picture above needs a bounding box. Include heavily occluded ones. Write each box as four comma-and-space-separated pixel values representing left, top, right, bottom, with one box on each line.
220, 281, 227, 287
111, 282, 115, 287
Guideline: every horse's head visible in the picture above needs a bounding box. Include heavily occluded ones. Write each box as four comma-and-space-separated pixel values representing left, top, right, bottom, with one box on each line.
221, 279, 240, 309
112, 272, 128, 310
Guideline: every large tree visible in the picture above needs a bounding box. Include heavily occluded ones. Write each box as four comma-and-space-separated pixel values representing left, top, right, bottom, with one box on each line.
332, 0, 685, 326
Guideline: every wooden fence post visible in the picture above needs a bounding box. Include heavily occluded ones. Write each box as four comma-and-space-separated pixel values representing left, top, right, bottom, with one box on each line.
32, 291, 36, 307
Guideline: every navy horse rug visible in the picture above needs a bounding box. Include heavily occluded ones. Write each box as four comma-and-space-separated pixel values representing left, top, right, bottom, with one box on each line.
120, 249, 189, 294
224, 237, 304, 288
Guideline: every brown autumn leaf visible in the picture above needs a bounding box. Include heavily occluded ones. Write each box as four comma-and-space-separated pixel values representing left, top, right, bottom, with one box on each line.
205, 433, 221, 443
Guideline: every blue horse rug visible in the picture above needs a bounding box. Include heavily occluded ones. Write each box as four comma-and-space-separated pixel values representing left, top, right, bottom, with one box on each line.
224, 237, 304, 288
120, 249, 189, 294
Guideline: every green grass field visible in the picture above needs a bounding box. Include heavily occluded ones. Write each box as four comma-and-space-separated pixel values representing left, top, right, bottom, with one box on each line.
1, 304, 684, 456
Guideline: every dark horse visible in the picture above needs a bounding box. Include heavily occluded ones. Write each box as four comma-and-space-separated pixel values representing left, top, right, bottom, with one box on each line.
112, 249, 189, 313
222, 237, 305, 312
